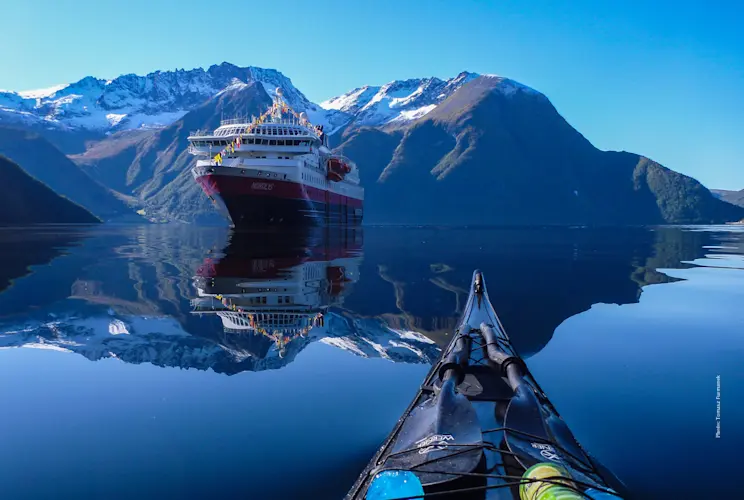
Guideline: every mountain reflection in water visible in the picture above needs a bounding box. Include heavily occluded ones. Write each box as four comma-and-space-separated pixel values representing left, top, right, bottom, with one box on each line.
0, 225, 722, 371
0, 227, 442, 373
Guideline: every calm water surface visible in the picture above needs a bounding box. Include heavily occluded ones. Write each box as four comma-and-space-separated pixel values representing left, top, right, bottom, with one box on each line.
0, 225, 742, 499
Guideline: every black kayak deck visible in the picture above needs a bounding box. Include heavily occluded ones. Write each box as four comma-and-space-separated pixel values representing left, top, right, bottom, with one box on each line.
346, 270, 626, 499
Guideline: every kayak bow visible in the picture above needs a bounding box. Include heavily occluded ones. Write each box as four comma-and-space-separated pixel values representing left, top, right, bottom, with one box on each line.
347, 270, 627, 500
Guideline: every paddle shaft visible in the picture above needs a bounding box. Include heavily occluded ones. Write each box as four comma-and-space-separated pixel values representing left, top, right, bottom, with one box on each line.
438, 331, 472, 385
479, 322, 527, 390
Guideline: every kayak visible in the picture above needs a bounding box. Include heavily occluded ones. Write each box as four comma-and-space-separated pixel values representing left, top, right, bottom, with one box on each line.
347, 270, 628, 499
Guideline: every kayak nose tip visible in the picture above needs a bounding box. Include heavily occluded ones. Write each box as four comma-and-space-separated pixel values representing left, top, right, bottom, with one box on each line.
473, 270, 484, 293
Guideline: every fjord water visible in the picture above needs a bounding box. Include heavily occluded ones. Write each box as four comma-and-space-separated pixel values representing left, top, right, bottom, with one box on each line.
0, 225, 742, 499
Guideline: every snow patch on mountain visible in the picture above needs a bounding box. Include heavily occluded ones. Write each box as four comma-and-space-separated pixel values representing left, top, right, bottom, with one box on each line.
17, 84, 69, 99
319, 336, 368, 357
109, 319, 129, 335
396, 329, 437, 344
391, 104, 438, 122
320, 86, 380, 114
106, 113, 127, 127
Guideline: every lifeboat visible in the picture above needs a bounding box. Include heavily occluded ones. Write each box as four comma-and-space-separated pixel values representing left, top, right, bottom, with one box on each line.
327, 157, 351, 182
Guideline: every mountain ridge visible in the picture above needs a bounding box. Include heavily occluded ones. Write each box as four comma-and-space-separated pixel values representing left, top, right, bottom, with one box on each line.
0, 126, 133, 220
0, 64, 501, 139
0, 155, 100, 224
711, 188, 744, 208
0, 62, 344, 135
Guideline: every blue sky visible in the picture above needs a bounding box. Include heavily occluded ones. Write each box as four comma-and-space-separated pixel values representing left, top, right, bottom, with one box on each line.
1, 0, 742, 189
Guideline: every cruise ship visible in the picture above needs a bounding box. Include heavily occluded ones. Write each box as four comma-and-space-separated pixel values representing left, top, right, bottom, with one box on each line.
187, 89, 363, 227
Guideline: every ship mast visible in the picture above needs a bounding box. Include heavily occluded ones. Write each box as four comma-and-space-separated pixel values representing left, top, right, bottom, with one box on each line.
273, 87, 285, 123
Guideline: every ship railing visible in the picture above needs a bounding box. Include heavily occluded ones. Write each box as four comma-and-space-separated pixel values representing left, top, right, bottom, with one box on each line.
221, 115, 319, 130
220, 117, 249, 126
192, 121, 322, 141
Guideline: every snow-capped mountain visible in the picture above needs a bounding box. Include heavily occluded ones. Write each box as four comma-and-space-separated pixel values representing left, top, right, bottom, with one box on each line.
0, 64, 540, 136
0, 63, 338, 133
321, 72, 478, 126
319, 72, 541, 127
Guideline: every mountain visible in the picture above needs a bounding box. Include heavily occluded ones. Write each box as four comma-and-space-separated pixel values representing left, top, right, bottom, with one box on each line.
0, 63, 343, 137
5, 63, 742, 225
335, 76, 744, 225
0, 126, 133, 220
0, 155, 99, 224
712, 188, 744, 208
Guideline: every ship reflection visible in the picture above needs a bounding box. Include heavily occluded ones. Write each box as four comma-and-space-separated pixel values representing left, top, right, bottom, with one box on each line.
192, 229, 361, 360
190, 228, 439, 369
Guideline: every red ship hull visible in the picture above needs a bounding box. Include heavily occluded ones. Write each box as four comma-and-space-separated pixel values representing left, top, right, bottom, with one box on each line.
195, 171, 363, 228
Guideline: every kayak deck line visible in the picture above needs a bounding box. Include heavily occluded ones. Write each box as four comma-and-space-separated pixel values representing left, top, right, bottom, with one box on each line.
347, 270, 628, 499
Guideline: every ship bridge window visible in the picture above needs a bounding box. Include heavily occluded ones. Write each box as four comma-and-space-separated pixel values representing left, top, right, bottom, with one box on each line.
269, 140, 276, 146
277, 140, 285, 146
